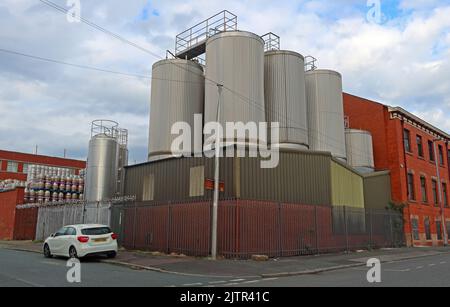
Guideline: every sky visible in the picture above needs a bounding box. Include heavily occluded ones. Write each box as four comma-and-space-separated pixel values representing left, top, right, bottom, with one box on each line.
0, 0, 450, 163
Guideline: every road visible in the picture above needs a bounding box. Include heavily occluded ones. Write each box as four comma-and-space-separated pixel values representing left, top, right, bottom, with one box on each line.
1, 247, 450, 287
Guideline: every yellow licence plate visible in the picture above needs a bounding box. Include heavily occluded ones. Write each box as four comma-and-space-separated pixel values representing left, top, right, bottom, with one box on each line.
93, 238, 107, 243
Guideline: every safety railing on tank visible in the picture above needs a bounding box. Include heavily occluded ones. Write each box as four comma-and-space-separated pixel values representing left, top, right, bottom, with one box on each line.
261, 32, 280, 52
305, 55, 318, 71
175, 10, 238, 58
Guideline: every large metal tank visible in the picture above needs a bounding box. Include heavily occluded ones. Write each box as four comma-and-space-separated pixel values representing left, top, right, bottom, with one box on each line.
264, 50, 308, 150
85, 121, 119, 202
148, 59, 204, 161
204, 31, 265, 147
305, 69, 346, 160
345, 129, 375, 173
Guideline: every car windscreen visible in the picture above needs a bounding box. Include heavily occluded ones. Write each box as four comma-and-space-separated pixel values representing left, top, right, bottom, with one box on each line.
81, 227, 112, 236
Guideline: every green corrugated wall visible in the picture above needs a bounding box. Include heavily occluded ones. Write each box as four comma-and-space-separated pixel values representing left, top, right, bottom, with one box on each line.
331, 161, 365, 208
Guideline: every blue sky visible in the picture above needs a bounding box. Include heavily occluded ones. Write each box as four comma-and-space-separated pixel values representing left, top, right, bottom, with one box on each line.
0, 0, 450, 163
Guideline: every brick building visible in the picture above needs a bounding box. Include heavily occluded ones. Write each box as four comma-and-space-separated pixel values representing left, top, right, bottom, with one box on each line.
344, 93, 450, 247
0, 150, 86, 181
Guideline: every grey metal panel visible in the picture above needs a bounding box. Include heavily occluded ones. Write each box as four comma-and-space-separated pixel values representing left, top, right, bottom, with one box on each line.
148, 59, 205, 160
238, 151, 332, 205
204, 31, 265, 146
363, 172, 392, 210
264, 50, 309, 148
85, 135, 119, 202
345, 129, 375, 171
124, 156, 235, 202
305, 70, 347, 160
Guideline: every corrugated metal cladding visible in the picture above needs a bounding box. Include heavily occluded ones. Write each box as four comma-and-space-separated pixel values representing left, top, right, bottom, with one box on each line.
305, 70, 347, 161
148, 59, 204, 161
331, 160, 364, 208
264, 50, 308, 149
238, 151, 332, 205
204, 31, 265, 146
345, 129, 375, 172
363, 171, 392, 210
124, 156, 236, 202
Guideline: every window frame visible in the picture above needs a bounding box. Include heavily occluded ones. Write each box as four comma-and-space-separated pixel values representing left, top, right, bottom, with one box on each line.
432, 179, 438, 206
420, 176, 428, 203
416, 135, 424, 157
403, 129, 412, 153
6, 161, 18, 173
428, 140, 435, 162
424, 217, 432, 241
407, 173, 416, 201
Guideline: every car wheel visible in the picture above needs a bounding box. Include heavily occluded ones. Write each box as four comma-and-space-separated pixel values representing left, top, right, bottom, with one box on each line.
43, 244, 52, 258
107, 252, 117, 259
69, 246, 78, 259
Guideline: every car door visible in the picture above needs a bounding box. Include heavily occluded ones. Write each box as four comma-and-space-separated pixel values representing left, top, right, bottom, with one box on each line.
49, 227, 67, 255
62, 227, 77, 256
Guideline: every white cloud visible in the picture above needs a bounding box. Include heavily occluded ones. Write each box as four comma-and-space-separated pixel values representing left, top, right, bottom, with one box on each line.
0, 0, 450, 163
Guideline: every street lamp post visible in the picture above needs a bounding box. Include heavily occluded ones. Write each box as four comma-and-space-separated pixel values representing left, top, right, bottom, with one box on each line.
433, 139, 448, 246
211, 84, 223, 260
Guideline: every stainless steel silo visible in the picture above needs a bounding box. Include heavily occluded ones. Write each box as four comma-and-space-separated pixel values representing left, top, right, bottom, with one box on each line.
148, 59, 205, 161
305, 69, 346, 160
264, 50, 308, 150
204, 31, 265, 147
85, 121, 119, 202
345, 129, 375, 173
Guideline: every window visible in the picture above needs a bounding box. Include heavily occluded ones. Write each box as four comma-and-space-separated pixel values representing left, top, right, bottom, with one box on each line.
447, 222, 450, 241
6, 161, 18, 173
436, 221, 443, 241
64, 227, 77, 236
432, 179, 438, 205
22, 163, 29, 174
443, 183, 448, 207
81, 227, 111, 236
420, 176, 428, 203
403, 129, 411, 153
438, 145, 444, 165
424, 217, 432, 241
428, 141, 435, 161
411, 218, 420, 241
407, 173, 415, 201
189, 166, 205, 197
416, 135, 424, 157
142, 174, 155, 201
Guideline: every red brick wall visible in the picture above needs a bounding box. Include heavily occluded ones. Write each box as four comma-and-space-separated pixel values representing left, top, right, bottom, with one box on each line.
344, 93, 450, 247
0, 188, 24, 240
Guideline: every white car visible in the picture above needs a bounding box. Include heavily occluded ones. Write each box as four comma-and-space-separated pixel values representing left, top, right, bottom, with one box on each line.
43, 224, 118, 259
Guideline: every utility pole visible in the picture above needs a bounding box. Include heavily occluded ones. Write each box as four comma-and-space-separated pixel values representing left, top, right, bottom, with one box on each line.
433, 139, 448, 246
211, 83, 223, 260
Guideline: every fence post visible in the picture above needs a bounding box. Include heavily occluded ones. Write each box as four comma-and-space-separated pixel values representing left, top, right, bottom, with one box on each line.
369, 209, 374, 250
133, 201, 137, 249
277, 203, 282, 258
314, 206, 319, 255
344, 206, 349, 253
167, 202, 172, 254
389, 213, 394, 247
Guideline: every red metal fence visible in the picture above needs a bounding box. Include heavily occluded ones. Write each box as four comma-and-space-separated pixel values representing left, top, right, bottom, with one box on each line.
111, 199, 404, 259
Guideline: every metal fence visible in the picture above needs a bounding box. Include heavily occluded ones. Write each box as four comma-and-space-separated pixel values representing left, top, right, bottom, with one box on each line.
32, 202, 112, 241
111, 199, 405, 259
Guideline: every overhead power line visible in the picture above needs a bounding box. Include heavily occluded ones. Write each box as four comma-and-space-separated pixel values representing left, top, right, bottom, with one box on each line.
37, 0, 371, 160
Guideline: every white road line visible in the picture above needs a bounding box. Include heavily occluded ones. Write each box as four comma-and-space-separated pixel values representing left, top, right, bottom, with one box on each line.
0, 272, 44, 287
262, 278, 279, 281
440, 262, 447, 265
230, 279, 245, 282
183, 283, 203, 286
416, 266, 424, 269
428, 264, 436, 267
385, 269, 411, 272
241, 280, 261, 284
223, 283, 239, 286
208, 281, 227, 285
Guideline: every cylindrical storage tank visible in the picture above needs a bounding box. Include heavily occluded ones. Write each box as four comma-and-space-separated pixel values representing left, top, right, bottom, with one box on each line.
345, 129, 375, 173
148, 59, 205, 161
204, 31, 265, 147
305, 69, 346, 160
85, 134, 119, 202
264, 50, 308, 149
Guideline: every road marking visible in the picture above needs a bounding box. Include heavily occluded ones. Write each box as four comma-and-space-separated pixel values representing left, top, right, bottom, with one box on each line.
230, 279, 245, 282
182, 282, 203, 287
41, 261, 63, 266
416, 266, 424, 270
241, 280, 260, 284
262, 278, 279, 281
208, 280, 227, 284
0, 272, 44, 287
385, 269, 411, 272
223, 283, 239, 286
428, 264, 436, 267
440, 262, 447, 265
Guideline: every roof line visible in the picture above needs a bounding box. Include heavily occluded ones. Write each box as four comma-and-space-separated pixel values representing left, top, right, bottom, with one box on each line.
0, 149, 85, 163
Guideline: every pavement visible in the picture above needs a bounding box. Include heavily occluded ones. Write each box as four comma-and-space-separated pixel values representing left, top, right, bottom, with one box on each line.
1, 240, 450, 279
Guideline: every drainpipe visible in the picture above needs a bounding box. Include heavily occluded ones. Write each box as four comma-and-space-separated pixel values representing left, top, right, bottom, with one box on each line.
433, 139, 448, 246
400, 118, 415, 247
